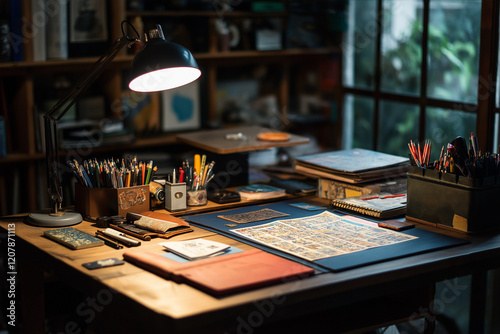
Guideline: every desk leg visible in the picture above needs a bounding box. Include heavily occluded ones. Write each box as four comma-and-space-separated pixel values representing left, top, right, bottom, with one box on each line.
424, 284, 436, 334
18, 257, 45, 334
469, 271, 487, 333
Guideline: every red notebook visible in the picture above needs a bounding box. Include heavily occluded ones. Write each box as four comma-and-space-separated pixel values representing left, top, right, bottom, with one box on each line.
123, 249, 314, 296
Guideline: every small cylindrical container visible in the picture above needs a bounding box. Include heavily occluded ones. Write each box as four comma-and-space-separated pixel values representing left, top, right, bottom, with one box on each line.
187, 189, 208, 206
164, 182, 187, 211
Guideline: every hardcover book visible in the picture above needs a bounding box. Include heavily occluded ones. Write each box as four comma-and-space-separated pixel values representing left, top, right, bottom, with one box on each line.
44, 227, 104, 250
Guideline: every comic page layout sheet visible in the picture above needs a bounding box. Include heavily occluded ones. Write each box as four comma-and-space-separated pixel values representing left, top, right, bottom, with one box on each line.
231, 211, 418, 261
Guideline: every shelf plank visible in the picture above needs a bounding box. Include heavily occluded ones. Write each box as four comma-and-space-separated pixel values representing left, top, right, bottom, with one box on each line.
127, 10, 288, 18
0, 48, 338, 75
0, 134, 178, 164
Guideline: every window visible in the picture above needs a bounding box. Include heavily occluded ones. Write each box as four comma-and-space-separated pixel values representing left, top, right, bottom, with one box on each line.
341, 0, 497, 157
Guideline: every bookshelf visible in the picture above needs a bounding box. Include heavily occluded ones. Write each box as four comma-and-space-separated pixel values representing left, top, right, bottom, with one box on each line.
0, 0, 344, 216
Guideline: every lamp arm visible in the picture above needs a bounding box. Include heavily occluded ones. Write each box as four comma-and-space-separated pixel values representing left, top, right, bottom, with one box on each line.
44, 36, 139, 214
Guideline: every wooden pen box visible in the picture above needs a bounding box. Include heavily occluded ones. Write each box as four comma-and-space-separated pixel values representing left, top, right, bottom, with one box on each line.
74, 183, 150, 218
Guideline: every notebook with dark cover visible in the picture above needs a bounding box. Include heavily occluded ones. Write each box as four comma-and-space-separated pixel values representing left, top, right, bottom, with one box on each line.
123, 248, 314, 296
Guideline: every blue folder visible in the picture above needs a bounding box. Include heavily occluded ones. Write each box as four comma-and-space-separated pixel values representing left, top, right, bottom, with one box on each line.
182, 200, 468, 272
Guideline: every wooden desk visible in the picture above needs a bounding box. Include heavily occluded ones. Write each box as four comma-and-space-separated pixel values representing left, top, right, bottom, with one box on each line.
1, 198, 499, 333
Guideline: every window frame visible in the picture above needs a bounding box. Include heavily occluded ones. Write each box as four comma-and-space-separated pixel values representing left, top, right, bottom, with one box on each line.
340, 0, 499, 153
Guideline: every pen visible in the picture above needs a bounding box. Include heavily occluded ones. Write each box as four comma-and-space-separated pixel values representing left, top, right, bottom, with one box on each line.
381, 194, 405, 199
95, 232, 123, 249
100, 229, 141, 247
361, 196, 379, 201
361, 194, 405, 200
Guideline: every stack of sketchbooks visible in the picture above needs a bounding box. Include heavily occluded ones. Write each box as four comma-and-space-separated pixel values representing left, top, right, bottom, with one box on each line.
294, 148, 409, 184
236, 184, 286, 200
331, 193, 407, 219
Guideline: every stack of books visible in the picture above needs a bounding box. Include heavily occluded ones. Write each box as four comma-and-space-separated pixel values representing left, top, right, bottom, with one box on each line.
294, 148, 409, 184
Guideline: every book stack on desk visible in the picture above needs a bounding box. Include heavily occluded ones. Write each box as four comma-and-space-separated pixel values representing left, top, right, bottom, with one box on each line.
295, 148, 409, 184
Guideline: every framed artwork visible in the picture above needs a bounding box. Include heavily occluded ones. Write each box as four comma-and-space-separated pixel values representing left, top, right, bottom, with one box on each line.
69, 0, 108, 43
161, 80, 200, 132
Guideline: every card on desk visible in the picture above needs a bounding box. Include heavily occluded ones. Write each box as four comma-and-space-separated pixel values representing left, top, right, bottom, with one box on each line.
44, 227, 104, 250
82, 258, 125, 270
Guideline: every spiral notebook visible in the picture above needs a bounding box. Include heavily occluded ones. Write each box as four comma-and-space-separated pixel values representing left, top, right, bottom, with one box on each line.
331, 193, 407, 219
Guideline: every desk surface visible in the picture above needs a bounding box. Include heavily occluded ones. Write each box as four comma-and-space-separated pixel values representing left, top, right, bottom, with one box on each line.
2, 197, 500, 333
176, 125, 310, 154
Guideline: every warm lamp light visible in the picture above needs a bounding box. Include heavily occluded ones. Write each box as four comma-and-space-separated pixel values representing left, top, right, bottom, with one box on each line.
26, 22, 201, 227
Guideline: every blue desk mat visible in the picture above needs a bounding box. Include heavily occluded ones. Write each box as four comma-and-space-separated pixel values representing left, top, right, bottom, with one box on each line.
182, 200, 468, 272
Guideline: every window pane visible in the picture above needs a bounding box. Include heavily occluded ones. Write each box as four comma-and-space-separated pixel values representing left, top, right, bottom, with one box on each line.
425, 108, 477, 151
342, 0, 378, 89
427, 0, 481, 103
342, 94, 374, 149
380, 0, 423, 95
378, 101, 419, 156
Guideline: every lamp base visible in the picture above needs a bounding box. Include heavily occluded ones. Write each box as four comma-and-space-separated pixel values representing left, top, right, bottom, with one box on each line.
26, 209, 82, 227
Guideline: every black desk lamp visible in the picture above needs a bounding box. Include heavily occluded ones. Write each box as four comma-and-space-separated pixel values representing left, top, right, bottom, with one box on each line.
26, 21, 201, 227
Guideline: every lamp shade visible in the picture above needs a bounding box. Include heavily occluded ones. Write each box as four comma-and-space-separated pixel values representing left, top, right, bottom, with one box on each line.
128, 26, 201, 92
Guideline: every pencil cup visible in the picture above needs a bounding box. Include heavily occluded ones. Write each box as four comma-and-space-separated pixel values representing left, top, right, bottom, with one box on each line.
187, 189, 208, 206
164, 182, 187, 211
74, 183, 149, 217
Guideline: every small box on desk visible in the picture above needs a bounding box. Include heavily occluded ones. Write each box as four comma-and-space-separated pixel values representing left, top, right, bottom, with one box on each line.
74, 183, 149, 218
406, 167, 500, 233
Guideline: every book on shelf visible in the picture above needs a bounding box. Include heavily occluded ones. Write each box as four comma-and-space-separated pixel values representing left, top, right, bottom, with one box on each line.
331, 193, 407, 219
317, 177, 407, 200
31, 0, 46, 61
123, 248, 314, 296
160, 238, 230, 260
9, 0, 23, 61
45, 0, 68, 60
295, 148, 409, 184
236, 183, 286, 200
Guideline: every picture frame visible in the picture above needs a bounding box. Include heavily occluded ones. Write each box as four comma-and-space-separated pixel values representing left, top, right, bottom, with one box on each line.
69, 0, 108, 43
161, 80, 200, 132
